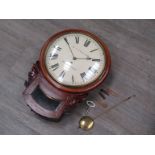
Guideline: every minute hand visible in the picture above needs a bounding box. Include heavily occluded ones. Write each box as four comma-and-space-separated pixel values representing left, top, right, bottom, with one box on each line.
64, 38, 76, 59
72, 46, 90, 58
75, 57, 92, 60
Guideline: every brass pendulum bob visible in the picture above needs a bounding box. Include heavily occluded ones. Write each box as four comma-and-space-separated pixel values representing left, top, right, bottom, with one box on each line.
79, 101, 96, 131
79, 116, 94, 130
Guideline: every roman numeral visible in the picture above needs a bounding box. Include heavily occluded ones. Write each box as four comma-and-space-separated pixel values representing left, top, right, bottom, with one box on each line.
92, 59, 101, 62
51, 63, 59, 71
72, 75, 74, 83
75, 36, 79, 44
80, 72, 86, 80
59, 71, 65, 78
88, 66, 97, 73
54, 45, 62, 51
89, 49, 98, 52
64, 37, 69, 45
84, 39, 91, 47
49, 53, 58, 60
88, 67, 91, 70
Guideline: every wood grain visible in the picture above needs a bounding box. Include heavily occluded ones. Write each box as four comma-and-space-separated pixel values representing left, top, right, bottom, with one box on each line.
0, 19, 154, 134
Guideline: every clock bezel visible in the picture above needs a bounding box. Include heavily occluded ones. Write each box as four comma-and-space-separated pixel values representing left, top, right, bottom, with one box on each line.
39, 29, 111, 93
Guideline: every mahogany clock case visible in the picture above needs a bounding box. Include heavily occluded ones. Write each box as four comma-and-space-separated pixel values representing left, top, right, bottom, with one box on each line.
39, 29, 111, 94
23, 29, 111, 119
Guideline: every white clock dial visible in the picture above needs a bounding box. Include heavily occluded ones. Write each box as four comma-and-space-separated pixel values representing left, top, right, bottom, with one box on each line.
45, 32, 106, 87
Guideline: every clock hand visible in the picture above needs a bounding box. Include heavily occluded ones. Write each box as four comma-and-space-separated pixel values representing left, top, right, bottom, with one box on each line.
75, 57, 91, 60
72, 47, 100, 61
64, 38, 76, 60
75, 57, 101, 62
63, 41, 99, 61
72, 46, 91, 58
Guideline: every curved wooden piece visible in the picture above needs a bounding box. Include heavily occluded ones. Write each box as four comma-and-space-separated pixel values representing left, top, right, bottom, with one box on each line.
24, 94, 66, 119
23, 62, 88, 119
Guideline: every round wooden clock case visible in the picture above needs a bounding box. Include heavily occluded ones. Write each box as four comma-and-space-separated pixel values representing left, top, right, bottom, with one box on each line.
23, 29, 111, 119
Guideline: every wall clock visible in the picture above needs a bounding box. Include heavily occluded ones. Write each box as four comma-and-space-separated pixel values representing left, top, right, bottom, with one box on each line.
23, 29, 111, 119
